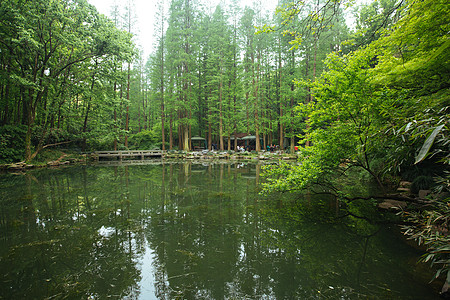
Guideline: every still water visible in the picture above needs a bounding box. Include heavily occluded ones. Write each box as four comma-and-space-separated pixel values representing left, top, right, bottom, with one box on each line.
0, 162, 440, 299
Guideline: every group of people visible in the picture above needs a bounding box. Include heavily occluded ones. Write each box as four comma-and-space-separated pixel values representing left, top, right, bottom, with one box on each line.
212, 144, 288, 152
236, 145, 246, 152
266, 144, 279, 152
235, 144, 282, 152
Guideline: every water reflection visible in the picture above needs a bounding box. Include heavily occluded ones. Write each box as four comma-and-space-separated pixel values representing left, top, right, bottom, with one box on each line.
0, 162, 438, 299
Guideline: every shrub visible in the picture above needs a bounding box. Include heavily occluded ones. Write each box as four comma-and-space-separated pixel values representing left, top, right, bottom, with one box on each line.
411, 175, 435, 194
0, 125, 27, 163
86, 134, 116, 151
128, 130, 158, 149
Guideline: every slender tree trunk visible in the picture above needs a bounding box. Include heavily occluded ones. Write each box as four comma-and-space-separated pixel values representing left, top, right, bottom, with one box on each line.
304, 47, 311, 147
25, 87, 44, 161
290, 79, 295, 153
114, 109, 118, 151
254, 51, 261, 152
82, 61, 97, 152
178, 123, 182, 150
2, 63, 10, 125
219, 76, 224, 151
208, 104, 212, 150
169, 115, 173, 150
113, 60, 118, 151
305, 34, 318, 148
124, 62, 130, 148
263, 134, 266, 151
161, 91, 165, 151
138, 104, 141, 132
245, 91, 250, 134
278, 39, 284, 150
160, 25, 166, 150
279, 99, 284, 150
138, 68, 141, 133
233, 131, 237, 151
188, 110, 192, 151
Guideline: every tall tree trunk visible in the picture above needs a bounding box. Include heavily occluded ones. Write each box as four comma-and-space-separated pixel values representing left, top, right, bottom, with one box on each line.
219, 77, 224, 151
124, 62, 130, 148
183, 126, 189, 151
208, 104, 212, 150
113, 61, 118, 151
161, 89, 166, 151
82, 103, 91, 152
254, 51, 261, 152
178, 123, 182, 150
304, 46, 311, 147
82, 60, 97, 152
305, 34, 318, 147
138, 103, 141, 132
2, 62, 11, 125
114, 109, 118, 151
188, 110, 192, 151
25, 87, 44, 161
160, 22, 166, 151
169, 115, 173, 150
278, 38, 284, 150
279, 100, 284, 150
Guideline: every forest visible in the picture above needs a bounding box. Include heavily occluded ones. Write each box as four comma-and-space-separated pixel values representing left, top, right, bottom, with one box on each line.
0, 0, 446, 158
0, 0, 449, 293
0, 0, 386, 159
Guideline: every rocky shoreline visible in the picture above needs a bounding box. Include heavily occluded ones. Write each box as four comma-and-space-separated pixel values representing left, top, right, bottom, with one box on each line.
1, 150, 298, 172
163, 150, 298, 161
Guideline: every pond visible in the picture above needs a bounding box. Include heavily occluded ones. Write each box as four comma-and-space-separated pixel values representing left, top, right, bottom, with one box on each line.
0, 162, 440, 299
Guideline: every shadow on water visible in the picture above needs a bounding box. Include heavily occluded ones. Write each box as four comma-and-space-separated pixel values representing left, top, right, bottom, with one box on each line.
0, 161, 440, 299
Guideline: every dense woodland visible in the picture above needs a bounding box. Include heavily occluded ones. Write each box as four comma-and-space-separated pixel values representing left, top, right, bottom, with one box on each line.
0, 0, 446, 158
0, 0, 449, 291
1, 0, 360, 159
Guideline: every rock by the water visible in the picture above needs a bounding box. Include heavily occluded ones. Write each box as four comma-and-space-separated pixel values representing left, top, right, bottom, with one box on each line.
418, 189, 431, 199
399, 181, 412, 188
8, 162, 31, 170
378, 199, 407, 210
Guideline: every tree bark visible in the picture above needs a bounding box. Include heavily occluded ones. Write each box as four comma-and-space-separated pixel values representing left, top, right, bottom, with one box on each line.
124, 62, 130, 148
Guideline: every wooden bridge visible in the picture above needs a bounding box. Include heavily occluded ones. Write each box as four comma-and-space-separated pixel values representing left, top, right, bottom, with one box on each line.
94, 150, 163, 160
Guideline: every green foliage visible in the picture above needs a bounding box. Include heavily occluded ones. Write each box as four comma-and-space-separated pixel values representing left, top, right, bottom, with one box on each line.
0, 125, 26, 163
263, 0, 449, 195
402, 197, 450, 284
410, 176, 435, 194
0, 0, 135, 159
128, 130, 159, 150
387, 96, 449, 178
32, 149, 65, 164
261, 155, 323, 194
346, 0, 403, 50
260, 0, 450, 287
263, 47, 391, 194
31, 127, 72, 146
415, 124, 446, 165
371, 0, 450, 96
86, 132, 116, 151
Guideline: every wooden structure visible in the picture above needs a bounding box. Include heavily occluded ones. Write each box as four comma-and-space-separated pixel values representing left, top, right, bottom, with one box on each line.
191, 136, 207, 151
94, 150, 163, 160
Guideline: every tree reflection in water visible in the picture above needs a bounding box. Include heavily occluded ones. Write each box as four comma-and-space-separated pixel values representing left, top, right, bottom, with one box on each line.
0, 162, 439, 299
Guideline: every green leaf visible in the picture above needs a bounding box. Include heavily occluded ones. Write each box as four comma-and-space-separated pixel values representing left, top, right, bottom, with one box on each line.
415, 124, 445, 164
